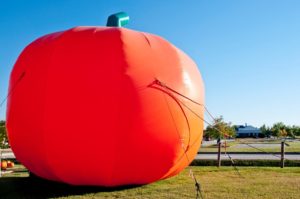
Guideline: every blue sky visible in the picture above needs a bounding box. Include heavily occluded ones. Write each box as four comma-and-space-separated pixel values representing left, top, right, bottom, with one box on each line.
1, 0, 299, 127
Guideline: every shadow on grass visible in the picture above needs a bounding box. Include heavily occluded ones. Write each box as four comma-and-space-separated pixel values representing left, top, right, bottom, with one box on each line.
0, 174, 141, 199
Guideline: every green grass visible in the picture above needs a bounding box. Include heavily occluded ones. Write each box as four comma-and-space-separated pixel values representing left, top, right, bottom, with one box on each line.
1, 165, 300, 198
200, 139, 300, 153
191, 159, 300, 167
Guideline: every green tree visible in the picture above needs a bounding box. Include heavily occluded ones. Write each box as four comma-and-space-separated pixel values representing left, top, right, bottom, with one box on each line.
261, 123, 300, 139
204, 116, 236, 139
285, 126, 295, 138
292, 125, 300, 136
0, 120, 8, 148
270, 122, 286, 138
260, 124, 272, 138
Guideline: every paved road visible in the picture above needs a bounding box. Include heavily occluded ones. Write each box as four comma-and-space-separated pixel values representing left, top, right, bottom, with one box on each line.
196, 153, 300, 160
2, 150, 300, 160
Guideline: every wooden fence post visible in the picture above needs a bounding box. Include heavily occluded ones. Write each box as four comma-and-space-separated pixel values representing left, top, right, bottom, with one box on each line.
280, 141, 285, 168
217, 141, 221, 167
0, 148, 2, 177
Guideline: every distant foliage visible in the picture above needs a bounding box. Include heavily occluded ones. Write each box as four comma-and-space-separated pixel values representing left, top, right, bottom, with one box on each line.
204, 116, 236, 139
205, 119, 300, 140
0, 120, 9, 148
260, 122, 300, 138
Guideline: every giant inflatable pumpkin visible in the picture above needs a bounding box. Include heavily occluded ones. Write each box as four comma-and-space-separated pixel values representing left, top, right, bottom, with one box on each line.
6, 13, 204, 186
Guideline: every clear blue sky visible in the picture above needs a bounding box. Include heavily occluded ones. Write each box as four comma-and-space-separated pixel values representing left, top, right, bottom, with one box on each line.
1, 0, 300, 127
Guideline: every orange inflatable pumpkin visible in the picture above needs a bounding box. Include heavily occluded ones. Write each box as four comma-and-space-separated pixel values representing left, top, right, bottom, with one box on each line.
6, 13, 204, 186
1, 160, 7, 170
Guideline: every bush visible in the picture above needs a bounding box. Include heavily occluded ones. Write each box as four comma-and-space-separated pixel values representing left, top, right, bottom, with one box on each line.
0, 121, 9, 148
190, 159, 300, 167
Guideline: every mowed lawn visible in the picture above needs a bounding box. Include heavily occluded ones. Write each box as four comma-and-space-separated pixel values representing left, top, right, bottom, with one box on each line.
1, 165, 300, 198
200, 138, 300, 153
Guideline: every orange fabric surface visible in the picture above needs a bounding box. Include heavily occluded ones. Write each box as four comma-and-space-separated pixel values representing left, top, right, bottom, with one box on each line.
6, 27, 204, 186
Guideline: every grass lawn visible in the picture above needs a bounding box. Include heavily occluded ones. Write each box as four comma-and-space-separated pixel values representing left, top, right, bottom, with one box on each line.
200, 139, 300, 153
1, 165, 300, 198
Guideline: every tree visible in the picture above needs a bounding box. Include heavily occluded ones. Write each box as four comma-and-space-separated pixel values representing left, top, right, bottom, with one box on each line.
292, 125, 300, 136
260, 123, 300, 139
0, 120, 9, 148
285, 126, 296, 138
270, 122, 286, 138
204, 116, 236, 139
260, 124, 272, 138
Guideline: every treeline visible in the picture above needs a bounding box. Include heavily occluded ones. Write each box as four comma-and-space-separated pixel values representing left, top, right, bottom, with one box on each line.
1, 120, 299, 148
260, 122, 300, 138
0, 120, 9, 148
204, 117, 300, 139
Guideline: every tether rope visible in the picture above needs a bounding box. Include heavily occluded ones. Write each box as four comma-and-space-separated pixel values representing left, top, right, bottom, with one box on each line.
152, 78, 292, 182
0, 71, 26, 108
149, 79, 204, 199
151, 78, 289, 161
